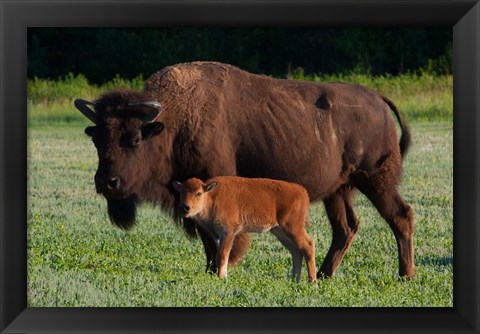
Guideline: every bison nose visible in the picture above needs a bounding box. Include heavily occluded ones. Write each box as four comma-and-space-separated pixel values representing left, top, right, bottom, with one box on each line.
178, 203, 190, 214
107, 177, 120, 191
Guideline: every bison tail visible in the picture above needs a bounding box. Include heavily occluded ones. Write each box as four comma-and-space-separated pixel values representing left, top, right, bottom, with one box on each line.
382, 95, 412, 159
228, 233, 252, 266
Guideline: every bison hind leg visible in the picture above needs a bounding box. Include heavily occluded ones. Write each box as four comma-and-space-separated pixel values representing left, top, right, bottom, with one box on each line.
353, 153, 415, 278
365, 189, 414, 278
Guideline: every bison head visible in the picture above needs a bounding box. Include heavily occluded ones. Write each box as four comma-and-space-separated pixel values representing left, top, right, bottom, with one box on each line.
75, 90, 166, 230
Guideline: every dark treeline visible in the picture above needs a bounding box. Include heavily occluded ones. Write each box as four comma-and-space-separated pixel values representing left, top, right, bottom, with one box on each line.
28, 28, 452, 84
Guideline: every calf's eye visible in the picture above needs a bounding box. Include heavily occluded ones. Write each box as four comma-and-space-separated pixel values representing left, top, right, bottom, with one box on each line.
196, 192, 202, 197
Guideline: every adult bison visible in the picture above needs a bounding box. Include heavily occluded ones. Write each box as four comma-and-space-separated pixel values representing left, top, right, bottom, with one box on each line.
75, 61, 414, 278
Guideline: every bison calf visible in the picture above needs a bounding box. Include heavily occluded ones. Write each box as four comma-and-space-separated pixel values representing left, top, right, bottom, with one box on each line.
173, 176, 316, 283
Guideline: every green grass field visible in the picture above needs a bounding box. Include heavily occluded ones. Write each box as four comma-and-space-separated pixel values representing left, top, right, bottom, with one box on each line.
27, 74, 453, 307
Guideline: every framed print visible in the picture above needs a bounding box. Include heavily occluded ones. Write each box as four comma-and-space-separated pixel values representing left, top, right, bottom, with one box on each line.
1, 0, 479, 333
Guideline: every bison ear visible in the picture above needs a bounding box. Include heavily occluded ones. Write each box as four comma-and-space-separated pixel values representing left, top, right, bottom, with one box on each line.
203, 182, 217, 192
172, 181, 183, 193
85, 126, 96, 137
141, 122, 165, 139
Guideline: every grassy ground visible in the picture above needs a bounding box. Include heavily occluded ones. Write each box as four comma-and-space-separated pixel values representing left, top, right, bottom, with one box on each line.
27, 74, 453, 307
27, 122, 452, 307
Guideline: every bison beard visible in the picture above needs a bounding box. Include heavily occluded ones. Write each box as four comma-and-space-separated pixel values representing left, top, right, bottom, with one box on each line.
107, 195, 137, 230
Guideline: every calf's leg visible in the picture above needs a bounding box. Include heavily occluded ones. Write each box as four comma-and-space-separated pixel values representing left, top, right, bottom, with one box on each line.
271, 228, 303, 282
200, 165, 251, 272
216, 232, 236, 279
274, 227, 316, 283
290, 231, 316, 283
198, 231, 252, 273
228, 233, 252, 266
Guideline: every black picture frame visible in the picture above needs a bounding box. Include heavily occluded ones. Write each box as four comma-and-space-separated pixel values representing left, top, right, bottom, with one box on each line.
1, 0, 478, 333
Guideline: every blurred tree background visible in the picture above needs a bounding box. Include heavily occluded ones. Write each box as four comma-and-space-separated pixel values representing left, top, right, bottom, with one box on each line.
28, 27, 452, 83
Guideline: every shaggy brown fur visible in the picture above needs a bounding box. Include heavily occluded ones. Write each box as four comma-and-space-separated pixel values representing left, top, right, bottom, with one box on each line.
77, 61, 414, 278
173, 176, 316, 282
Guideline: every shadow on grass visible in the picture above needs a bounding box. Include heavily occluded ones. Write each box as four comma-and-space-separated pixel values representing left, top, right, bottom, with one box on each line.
420, 256, 453, 267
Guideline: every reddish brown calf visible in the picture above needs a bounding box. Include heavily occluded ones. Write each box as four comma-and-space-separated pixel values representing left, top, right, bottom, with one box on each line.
173, 176, 316, 283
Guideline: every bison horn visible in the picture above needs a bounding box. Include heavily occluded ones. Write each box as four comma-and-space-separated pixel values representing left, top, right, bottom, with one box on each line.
74, 99, 96, 124
128, 101, 162, 123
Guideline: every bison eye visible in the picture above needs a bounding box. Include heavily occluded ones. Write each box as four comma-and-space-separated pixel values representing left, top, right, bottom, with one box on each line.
196, 192, 202, 197
131, 137, 142, 147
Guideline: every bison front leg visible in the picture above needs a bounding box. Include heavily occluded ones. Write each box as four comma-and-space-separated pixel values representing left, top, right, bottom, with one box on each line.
319, 187, 360, 278
198, 229, 218, 273
197, 220, 252, 274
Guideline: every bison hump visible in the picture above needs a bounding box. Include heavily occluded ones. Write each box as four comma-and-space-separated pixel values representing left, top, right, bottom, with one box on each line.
145, 61, 231, 93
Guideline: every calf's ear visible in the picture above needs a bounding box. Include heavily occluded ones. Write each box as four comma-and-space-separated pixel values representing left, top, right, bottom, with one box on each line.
141, 122, 165, 139
85, 126, 96, 137
172, 181, 183, 193
203, 182, 217, 192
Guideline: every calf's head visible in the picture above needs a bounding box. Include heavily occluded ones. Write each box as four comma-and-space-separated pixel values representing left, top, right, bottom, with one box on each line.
172, 178, 217, 218
75, 90, 166, 229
